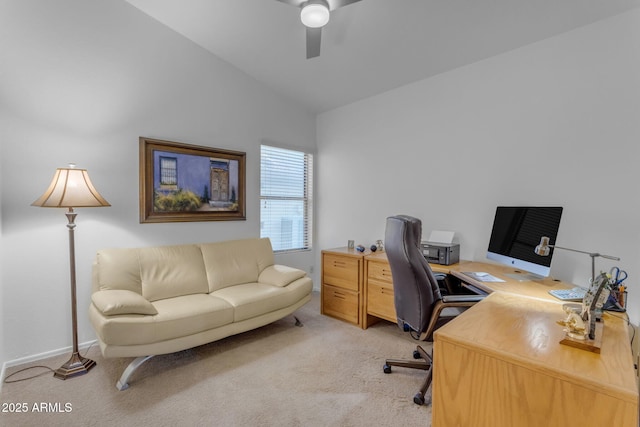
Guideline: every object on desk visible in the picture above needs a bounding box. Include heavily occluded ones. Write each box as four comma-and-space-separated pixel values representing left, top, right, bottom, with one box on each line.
559, 272, 610, 352
609, 266, 628, 286
462, 272, 505, 283
604, 290, 626, 312
535, 237, 620, 294
488, 207, 563, 281
583, 273, 610, 314
535, 238, 619, 341
422, 230, 459, 265
607, 266, 627, 310
422, 242, 459, 265
616, 288, 626, 308
549, 287, 586, 301
557, 303, 586, 340
370, 244, 377, 252
356, 244, 365, 253
375, 239, 383, 252
347, 240, 355, 249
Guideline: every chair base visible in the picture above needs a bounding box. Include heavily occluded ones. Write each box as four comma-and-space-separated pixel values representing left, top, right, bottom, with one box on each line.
383, 345, 433, 405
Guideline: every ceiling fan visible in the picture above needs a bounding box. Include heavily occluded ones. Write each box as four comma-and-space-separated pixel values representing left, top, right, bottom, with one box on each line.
276, 0, 362, 59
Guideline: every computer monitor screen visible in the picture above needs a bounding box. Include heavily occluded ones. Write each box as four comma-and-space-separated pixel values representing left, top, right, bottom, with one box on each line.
486, 206, 563, 280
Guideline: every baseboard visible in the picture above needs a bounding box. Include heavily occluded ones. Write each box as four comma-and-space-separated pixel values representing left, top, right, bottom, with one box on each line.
0, 340, 97, 394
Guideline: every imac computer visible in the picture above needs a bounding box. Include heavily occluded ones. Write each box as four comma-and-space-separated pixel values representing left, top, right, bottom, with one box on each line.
486, 206, 563, 281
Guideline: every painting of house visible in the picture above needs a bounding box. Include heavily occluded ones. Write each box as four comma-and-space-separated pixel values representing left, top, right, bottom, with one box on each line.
153, 150, 240, 212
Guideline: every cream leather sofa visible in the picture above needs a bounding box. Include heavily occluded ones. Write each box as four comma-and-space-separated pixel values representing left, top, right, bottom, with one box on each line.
89, 237, 312, 390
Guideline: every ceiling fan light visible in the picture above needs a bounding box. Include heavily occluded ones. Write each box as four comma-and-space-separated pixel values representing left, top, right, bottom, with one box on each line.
300, 4, 330, 28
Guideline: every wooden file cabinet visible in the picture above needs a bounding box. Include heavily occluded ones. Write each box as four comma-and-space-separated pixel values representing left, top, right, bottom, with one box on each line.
321, 248, 366, 327
364, 252, 396, 328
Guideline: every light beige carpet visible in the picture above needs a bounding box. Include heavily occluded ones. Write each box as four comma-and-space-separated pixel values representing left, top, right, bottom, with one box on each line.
1, 292, 432, 426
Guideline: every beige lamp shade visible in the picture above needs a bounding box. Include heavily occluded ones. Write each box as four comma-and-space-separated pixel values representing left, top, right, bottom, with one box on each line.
32, 166, 110, 208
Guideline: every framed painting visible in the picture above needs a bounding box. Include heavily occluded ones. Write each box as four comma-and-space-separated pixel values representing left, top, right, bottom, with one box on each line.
139, 137, 246, 223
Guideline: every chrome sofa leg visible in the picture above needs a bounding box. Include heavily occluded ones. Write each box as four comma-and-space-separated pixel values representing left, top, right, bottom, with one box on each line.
116, 355, 154, 391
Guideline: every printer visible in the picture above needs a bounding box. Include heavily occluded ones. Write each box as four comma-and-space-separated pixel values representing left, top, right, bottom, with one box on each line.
421, 241, 460, 265
421, 230, 460, 265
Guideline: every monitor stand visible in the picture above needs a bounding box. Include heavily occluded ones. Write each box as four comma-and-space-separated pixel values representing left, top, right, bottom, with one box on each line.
505, 271, 545, 282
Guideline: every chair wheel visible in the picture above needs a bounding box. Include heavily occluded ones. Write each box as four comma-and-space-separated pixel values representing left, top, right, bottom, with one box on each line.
413, 393, 425, 405
413, 350, 421, 359
383, 364, 392, 374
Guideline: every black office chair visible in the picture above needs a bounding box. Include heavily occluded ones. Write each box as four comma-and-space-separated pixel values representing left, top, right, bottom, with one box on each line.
382, 215, 484, 405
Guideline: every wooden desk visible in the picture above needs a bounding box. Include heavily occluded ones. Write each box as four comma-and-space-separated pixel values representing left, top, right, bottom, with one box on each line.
362, 253, 576, 328
432, 292, 638, 426
353, 251, 638, 425
445, 260, 578, 302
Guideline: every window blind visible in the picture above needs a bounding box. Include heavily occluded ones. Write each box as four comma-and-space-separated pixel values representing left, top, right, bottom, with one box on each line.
260, 145, 313, 252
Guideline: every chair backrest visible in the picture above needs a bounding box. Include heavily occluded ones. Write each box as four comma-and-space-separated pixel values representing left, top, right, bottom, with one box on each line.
384, 215, 443, 334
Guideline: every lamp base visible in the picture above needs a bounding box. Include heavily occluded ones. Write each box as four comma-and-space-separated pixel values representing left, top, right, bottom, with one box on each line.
53, 352, 96, 380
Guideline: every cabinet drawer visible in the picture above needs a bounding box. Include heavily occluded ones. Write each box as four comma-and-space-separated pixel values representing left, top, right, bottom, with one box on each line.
367, 280, 396, 322
323, 254, 360, 291
322, 284, 359, 324
367, 261, 393, 284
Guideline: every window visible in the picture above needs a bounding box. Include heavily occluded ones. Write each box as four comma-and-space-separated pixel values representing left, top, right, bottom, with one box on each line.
260, 145, 313, 252
159, 156, 177, 186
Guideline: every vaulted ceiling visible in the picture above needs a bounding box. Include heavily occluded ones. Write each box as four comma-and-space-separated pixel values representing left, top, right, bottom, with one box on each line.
126, 0, 640, 113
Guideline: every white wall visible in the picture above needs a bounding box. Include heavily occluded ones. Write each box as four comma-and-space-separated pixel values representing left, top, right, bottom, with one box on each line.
0, 0, 316, 365
317, 10, 640, 324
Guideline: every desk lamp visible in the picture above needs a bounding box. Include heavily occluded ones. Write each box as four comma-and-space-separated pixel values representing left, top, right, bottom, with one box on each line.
32, 164, 110, 379
535, 236, 619, 340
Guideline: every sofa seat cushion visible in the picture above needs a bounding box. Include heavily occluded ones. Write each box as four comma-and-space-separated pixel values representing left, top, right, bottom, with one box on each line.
211, 278, 313, 322
95, 294, 234, 346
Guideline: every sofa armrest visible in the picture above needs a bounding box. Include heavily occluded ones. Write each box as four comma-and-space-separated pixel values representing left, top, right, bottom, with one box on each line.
258, 265, 307, 287
91, 290, 158, 316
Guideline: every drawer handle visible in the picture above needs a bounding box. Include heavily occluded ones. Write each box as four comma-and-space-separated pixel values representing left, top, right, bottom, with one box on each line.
332, 261, 347, 266
333, 291, 346, 300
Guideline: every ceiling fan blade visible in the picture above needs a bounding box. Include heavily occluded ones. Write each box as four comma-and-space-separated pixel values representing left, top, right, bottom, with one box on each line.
274, 0, 303, 6
332, 0, 361, 9
306, 27, 322, 59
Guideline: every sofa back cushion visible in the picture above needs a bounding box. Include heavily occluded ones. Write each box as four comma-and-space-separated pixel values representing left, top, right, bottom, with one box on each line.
138, 245, 209, 302
96, 248, 143, 294
200, 238, 274, 292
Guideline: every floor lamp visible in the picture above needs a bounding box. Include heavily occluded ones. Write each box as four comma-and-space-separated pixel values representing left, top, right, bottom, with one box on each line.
32, 164, 110, 379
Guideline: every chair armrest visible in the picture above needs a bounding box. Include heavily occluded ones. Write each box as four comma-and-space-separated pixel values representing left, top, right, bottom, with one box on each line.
258, 265, 307, 287
441, 294, 485, 304
91, 290, 157, 316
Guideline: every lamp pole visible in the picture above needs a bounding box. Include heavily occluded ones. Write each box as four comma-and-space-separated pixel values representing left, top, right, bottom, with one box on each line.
53, 207, 97, 379
549, 245, 620, 286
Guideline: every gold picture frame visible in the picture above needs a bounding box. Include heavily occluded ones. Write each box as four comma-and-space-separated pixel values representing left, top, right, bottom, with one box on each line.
139, 137, 246, 223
